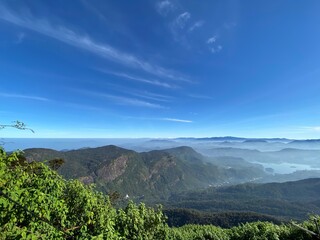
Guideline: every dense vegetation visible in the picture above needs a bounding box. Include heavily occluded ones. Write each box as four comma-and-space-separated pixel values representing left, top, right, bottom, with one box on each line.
23, 145, 266, 201
166, 178, 320, 221
0, 148, 167, 239
164, 208, 281, 228
1, 148, 320, 239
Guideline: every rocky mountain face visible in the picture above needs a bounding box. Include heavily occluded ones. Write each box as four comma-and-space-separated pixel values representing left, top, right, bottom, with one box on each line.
24, 145, 265, 200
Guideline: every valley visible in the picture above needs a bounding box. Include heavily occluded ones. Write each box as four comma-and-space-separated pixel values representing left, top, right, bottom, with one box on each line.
21, 137, 320, 227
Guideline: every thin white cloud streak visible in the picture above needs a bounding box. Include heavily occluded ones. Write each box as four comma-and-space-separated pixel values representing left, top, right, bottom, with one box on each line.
161, 118, 193, 123
126, 116, 193, 123
97, 81, 174, 102
141, 91, 173, 100
129, 91, 173, 103
79, 90, 165, 109
0, 92, 49, 101
81, 0, 108, 23
93, 81, 174, 102
0, 5, 190, 82
101, 94, 165, 109
300, 126, 320, 132
156, 0, 174, 16
189, 20, 205, 32
175, 12, 191, 29
66, 81, 173, 104
97, 69, 177, 88
169, 12, 191, 45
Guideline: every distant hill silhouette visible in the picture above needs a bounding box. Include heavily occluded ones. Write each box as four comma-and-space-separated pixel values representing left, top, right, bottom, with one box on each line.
24, 145, 265, 200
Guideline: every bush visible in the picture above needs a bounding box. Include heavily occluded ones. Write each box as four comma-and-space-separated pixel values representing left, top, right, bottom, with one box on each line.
0, 149, 167, 239
168, 224, 229, 240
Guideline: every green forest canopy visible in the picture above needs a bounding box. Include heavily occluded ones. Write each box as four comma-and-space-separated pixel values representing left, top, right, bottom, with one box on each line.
1, 148, 320, 239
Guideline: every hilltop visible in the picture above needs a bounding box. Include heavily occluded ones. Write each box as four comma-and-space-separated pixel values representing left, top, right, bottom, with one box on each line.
24, 145, 265, 201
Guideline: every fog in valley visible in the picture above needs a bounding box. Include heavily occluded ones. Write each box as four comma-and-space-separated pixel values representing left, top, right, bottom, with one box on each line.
5, 137, 320, 185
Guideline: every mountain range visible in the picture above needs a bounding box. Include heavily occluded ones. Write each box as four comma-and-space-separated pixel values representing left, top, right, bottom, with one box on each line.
23, 145, 266, 201
23, 144, 320, 225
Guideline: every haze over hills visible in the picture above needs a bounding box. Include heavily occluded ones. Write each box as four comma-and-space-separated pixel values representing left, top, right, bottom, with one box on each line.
20, 136, 320, 184
4, 136, 320, 152
24, 145, 267, 201
15, 136, 320, 177
20, 144, 320, 225
10, 138, 320, 228
167, 178, 320, 222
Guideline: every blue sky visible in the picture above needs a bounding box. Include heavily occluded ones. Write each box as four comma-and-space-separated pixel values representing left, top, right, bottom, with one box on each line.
1, 0, 320, 139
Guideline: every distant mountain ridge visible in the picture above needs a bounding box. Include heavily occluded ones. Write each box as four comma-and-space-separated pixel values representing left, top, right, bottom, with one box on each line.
23, 145, 265, 200
22, 144, 320, 224
175, 137, 293, 142
6, 137, 320, 153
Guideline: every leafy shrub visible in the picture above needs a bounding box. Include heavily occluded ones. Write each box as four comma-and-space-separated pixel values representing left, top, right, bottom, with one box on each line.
168, 224, 229, 240
115, 201, 168, 240
0, 149, 167, 239
229, 221, 288, 240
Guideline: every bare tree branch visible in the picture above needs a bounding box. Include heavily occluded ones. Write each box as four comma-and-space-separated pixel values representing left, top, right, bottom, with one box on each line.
0, 120, 34, 133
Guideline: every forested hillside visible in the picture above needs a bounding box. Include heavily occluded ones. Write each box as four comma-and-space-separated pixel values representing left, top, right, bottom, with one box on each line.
1, 148, 320, 239
23, 145, 320, 224
166, 178, 320, 221
0, 149, 319, 240
24, 145, 266, 200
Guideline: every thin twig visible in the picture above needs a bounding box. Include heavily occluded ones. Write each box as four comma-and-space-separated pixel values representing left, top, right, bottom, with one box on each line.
291, 222, 320, 239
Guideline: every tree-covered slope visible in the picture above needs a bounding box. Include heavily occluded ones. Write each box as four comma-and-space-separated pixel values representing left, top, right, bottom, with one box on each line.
2, 148, 320, 239
24, 145, 266, 200
164, 208, 281, 228
167, 178, 320, 221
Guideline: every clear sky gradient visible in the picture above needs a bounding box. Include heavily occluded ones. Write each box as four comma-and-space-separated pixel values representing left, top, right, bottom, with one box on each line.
1, 0, 320, 138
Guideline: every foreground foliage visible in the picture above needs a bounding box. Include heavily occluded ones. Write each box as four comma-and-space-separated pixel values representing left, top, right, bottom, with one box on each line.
0, 149, 166, 239
0, 148, 319, 239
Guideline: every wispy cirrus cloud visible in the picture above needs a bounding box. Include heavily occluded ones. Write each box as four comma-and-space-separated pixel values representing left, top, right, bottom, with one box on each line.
157, 2, 204, 48
96, 69, 177, 88
169, 12, 192, 44
206, 22, 237, 54
156, 0, 174, 16
0, 4, 190, 82
0, 92, 49, 101
207, 35, 222, 53
127, 116, 193, 123
79, 90, 165, 109
129, 91, 173, 103
99, 94, 165, 109
300, 126, 320, 132
161, 118, 192, 123
189, 20, 205, 32
81, 0, 108, 23
175, 12, 191, 29
77, 79, 174, 103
